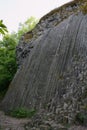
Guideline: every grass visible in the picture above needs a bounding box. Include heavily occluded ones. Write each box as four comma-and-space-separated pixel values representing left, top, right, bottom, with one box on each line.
9, 107, 36, 118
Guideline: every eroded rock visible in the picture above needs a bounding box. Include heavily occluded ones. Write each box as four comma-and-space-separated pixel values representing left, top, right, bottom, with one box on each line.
0, 0, 87, 126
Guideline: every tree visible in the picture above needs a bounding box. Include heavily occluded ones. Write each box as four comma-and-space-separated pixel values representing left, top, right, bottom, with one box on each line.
0, 17, 38, 93
0, 20, 8, 35
0, 34, 17, 91
17, 16, 38, 39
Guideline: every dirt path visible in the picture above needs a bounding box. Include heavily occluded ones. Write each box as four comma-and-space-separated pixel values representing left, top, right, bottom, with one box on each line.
0, 111, 87, 130
0, 111, 30, 130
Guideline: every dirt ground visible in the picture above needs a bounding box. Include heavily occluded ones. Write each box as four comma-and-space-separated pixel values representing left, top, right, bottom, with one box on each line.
0, 111, 30, 130
0, 111, 87, 130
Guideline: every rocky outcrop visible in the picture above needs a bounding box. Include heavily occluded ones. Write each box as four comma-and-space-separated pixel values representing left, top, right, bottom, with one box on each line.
16, 0, 86, 66
0, 0, 87, 125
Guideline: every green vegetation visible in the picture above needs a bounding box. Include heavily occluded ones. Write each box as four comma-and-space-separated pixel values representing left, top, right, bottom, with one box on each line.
80, 2, 87, 14
9, 107, 36, 118
0, 17, 38, 99
0, 34, 17, 92
18, 16, 38, 39
0, 20, 8, 35
0, 89, 7, 101
75, 112, 87, 124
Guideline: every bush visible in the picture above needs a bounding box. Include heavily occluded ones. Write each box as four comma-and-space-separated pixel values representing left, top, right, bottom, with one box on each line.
9, 107, 36, 118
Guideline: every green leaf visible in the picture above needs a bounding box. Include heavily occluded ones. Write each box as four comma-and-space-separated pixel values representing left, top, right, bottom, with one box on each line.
0, 28, 5, 34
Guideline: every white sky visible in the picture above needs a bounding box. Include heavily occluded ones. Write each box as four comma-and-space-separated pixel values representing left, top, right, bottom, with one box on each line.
0, 0, 72, 33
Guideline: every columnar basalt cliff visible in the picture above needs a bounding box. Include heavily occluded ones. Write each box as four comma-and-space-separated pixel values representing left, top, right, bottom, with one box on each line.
0, 0, 87, 125
16, 0, 87, 66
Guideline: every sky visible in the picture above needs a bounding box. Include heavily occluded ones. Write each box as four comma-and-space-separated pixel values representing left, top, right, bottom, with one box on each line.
0, 0, 72, 33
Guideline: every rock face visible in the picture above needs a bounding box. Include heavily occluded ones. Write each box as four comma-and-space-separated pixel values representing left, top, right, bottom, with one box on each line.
16, 0, 86, 66
1, 0, 87, 124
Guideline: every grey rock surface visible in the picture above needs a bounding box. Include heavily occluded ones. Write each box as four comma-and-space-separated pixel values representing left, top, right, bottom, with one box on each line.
0, 110, 87, 130
1, 12, 87, 124
16, 0, 86, 66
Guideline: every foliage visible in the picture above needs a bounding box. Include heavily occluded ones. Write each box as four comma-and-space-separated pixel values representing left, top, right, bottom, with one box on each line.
17, 16, 38, 39
0, 89, 7, 101
0, 20, 8, 35
9, 107, 36, 118
0, 34, 17, 91
0, 17, 38, 97
75, 112, 87, 124
80, 2, 87, 14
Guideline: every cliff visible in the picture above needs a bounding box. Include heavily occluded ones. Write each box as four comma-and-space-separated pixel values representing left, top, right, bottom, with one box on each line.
16, 0, 86, 66
0, 0, 87, 126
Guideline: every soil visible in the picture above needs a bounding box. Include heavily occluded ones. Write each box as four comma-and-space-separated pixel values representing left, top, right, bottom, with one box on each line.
0, 111, 87, 130
0, 111, 30, 130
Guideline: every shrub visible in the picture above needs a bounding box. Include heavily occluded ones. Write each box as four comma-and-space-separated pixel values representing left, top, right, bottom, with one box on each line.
9, 107, 36, 118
